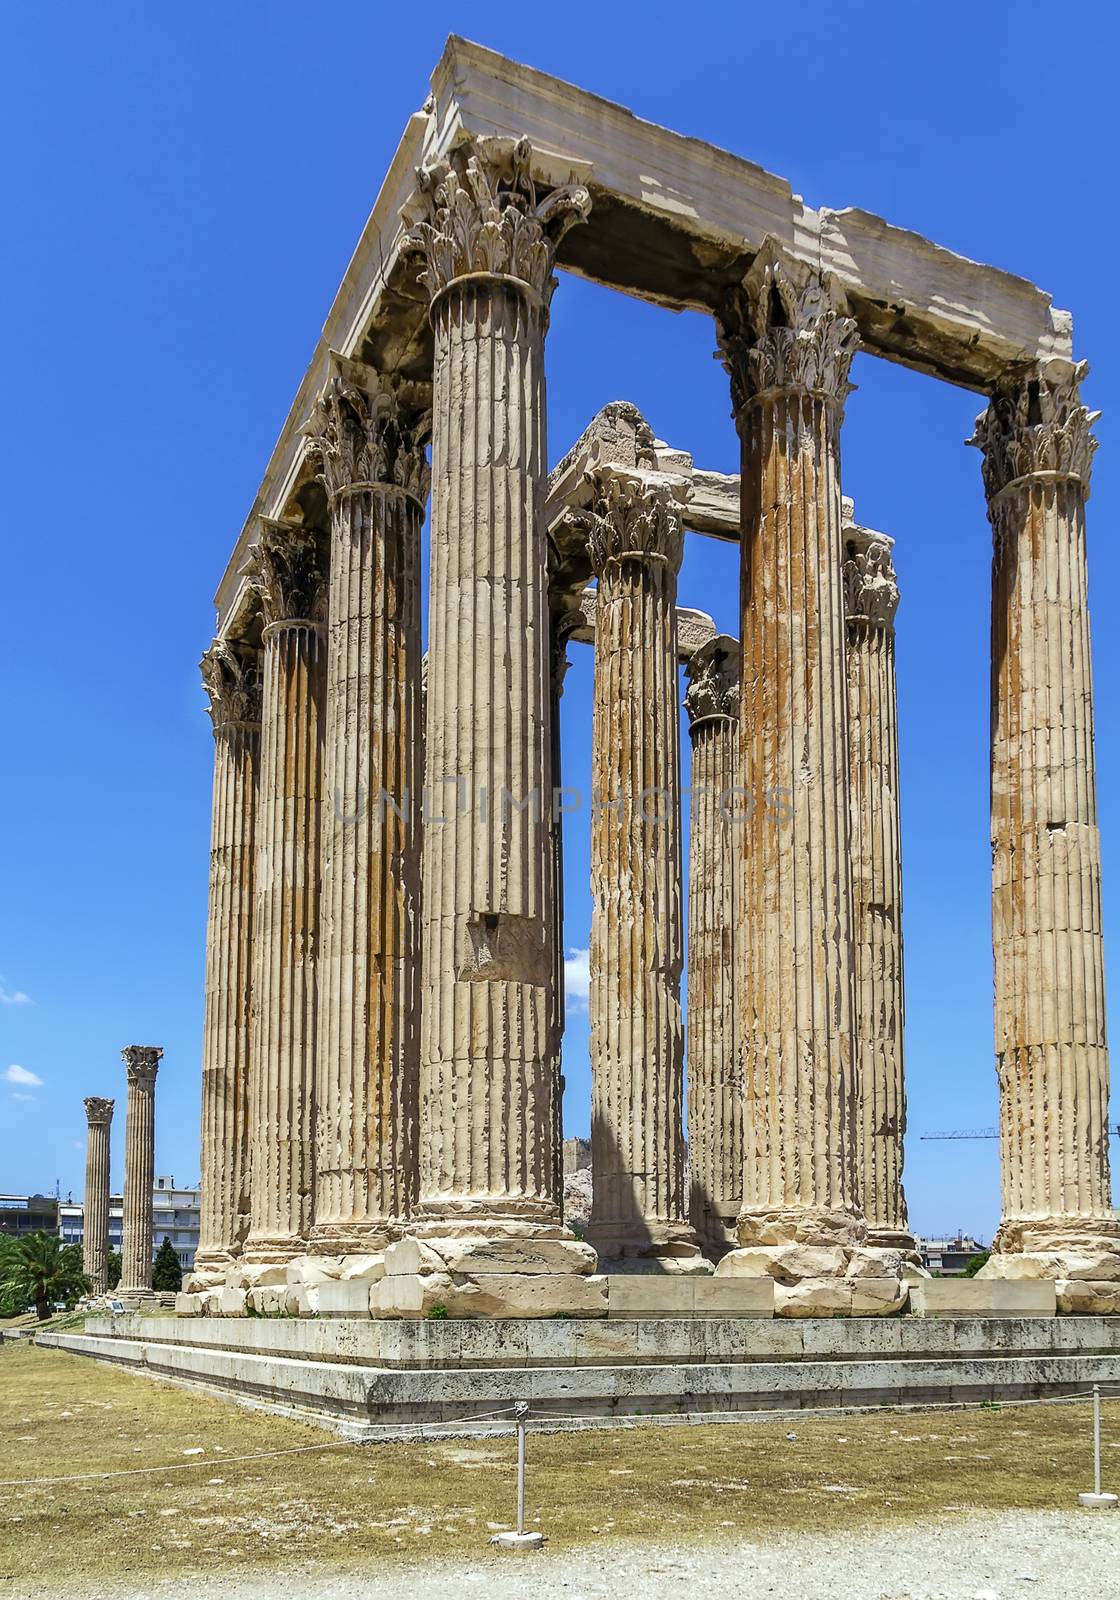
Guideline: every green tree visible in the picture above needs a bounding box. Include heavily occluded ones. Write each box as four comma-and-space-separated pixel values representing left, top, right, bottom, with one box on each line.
152, 1236, 182, 1293
962, 1251, 991, 1278
0, 1232, 89, 1320
105, 1250, 122, 1291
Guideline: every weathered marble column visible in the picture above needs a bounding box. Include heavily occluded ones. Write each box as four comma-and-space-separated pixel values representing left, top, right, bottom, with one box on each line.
119, 1047, 161, 1297
683, 635, 741, 1254
82, 1096, 114, 1295
843, 514, 913, 1251
302, 356, 427, 1257
716, 239, 875, 1285
972, 361, 1119, 1294
401, 134, 595, 1278
191, 639, 260, 1287
241, 520, 327, 1266
584, 464, 703, 1267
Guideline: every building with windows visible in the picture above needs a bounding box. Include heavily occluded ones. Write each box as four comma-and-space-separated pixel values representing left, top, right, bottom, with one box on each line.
0, 1194, 59, 1237
54, 1178, 200, 1271
915, 1235, 988, 1276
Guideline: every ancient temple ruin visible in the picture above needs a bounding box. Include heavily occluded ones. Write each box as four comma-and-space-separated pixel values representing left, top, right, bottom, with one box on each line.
184, 39, 1117, 1320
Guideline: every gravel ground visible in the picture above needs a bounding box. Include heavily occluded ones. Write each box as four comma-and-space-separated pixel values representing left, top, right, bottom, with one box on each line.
56, 1509, 1119, 1600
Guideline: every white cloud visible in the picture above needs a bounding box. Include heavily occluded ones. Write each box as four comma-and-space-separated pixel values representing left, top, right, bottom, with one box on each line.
5, 1063, 43, 1087
564, 947, 590, 1011
11, 1091, 35, 1103
0, 982, 31, 1005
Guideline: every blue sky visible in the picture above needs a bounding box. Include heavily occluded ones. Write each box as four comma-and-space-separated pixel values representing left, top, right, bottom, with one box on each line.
2, 1, 1116, 1244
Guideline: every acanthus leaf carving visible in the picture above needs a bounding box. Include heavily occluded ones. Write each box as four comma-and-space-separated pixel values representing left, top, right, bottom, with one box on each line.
243, 520, 328, 628
200, 638, 262, 730
684, 636, 740, 725
843, 535, 900, 631
970, 359, 1098, 504
404, 134, 591, 307
584, 465, 689, 576
302, 353, 431, 504
716, 238, 858, 420
84, 1096, 114, 1126
122, 1045, 162, 1085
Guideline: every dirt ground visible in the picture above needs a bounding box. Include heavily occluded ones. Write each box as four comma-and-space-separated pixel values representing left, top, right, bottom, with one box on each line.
1, 1340, 1115, 1597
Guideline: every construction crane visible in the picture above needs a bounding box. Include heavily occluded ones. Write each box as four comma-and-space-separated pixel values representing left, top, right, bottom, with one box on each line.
921, 1125, 1120, 1140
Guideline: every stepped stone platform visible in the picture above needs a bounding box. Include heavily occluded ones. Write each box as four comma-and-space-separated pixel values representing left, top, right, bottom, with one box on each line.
35, 1314, 1120, 1440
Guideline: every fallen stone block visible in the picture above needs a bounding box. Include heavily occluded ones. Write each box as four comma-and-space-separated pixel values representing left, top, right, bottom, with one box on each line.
317, 1279, 374, 1317
908, 1278, 1056, 1317
1056, 1280, 1120, 1314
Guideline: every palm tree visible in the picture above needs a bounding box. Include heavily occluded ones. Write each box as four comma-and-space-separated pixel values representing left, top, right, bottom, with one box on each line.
0, 1232, 89, 1320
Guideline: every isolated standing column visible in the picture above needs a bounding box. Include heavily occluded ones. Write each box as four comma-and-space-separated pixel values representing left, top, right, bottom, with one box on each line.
405, 135, 591, 1259
842, 515, 912, 1250
120, 1047, 161, 1296
717, 239, 866, 1267
972, 361, 1117, 1267
683, 636, 741, 1253
305, 356, 427, 1252
82, 1096, 114, 1295
242, 520, 327, 1263
193, 639, 260, 1282
584, 464, 702, 1265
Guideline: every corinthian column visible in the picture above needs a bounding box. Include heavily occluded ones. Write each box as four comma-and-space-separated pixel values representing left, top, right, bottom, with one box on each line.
584, 464, 703, 1268
120, 1047, 161, 1297
399, 135, 595, 1279
716, 239, 871, 1279
683, 636, 741, 1255
82, 1096, 114, 1295
843, 514, 913, 1251
191, 639, 260, 1287
302, 355, 427, 1256
241, 520, 327, 1266
971, 361, 1119, 1286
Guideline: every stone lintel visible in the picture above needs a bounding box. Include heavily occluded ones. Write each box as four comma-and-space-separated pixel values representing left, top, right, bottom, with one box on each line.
216, 39, 1075, 636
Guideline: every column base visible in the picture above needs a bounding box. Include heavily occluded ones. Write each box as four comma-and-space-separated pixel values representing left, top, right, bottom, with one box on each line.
980, 1216, 1120, 1310
735, 1204, 866, 1250
583, 1219, 710, 1274
866, 1226, 919, 1257
718, 1211, 905, 1316
186, 1251, 235, 1292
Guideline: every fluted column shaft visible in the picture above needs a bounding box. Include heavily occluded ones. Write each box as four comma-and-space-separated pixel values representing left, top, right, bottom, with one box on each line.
684, 638, 741, 1251
718, 240, 864, 1250
194, 642, 260, 1278
243, 522, 327, 1261
843, 527, 911, 1247
120, 1048, 161, 1295
407, 137, 589, 1235
973, 363, 1114, 1252
306, 358, 427, 1249
585, 466, 698, 1259
82, 1097, 113, 1295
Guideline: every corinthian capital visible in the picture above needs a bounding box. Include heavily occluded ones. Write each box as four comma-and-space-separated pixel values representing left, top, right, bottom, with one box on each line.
717, 239, 858, 418
243, 520, 327, 629
585, 466, 689, 576
122, 1045, 162, 1085
970, 359, 1098, 503
200, 638, 261, 731
684, 635, 740, 726
303, 353, 431, 504
404, 134, 591, 306
84, 1096, 114, 1126
843, 531, 900, 631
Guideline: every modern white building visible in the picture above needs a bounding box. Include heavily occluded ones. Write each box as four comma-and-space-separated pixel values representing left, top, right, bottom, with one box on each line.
58, 1177, 200, 1271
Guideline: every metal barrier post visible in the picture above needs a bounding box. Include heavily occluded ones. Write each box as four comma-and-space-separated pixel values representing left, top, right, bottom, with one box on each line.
491, 1403, 545, 1549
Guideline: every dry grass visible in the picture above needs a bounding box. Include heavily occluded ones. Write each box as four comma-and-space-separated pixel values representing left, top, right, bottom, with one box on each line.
0, 1340, 1109, 1595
